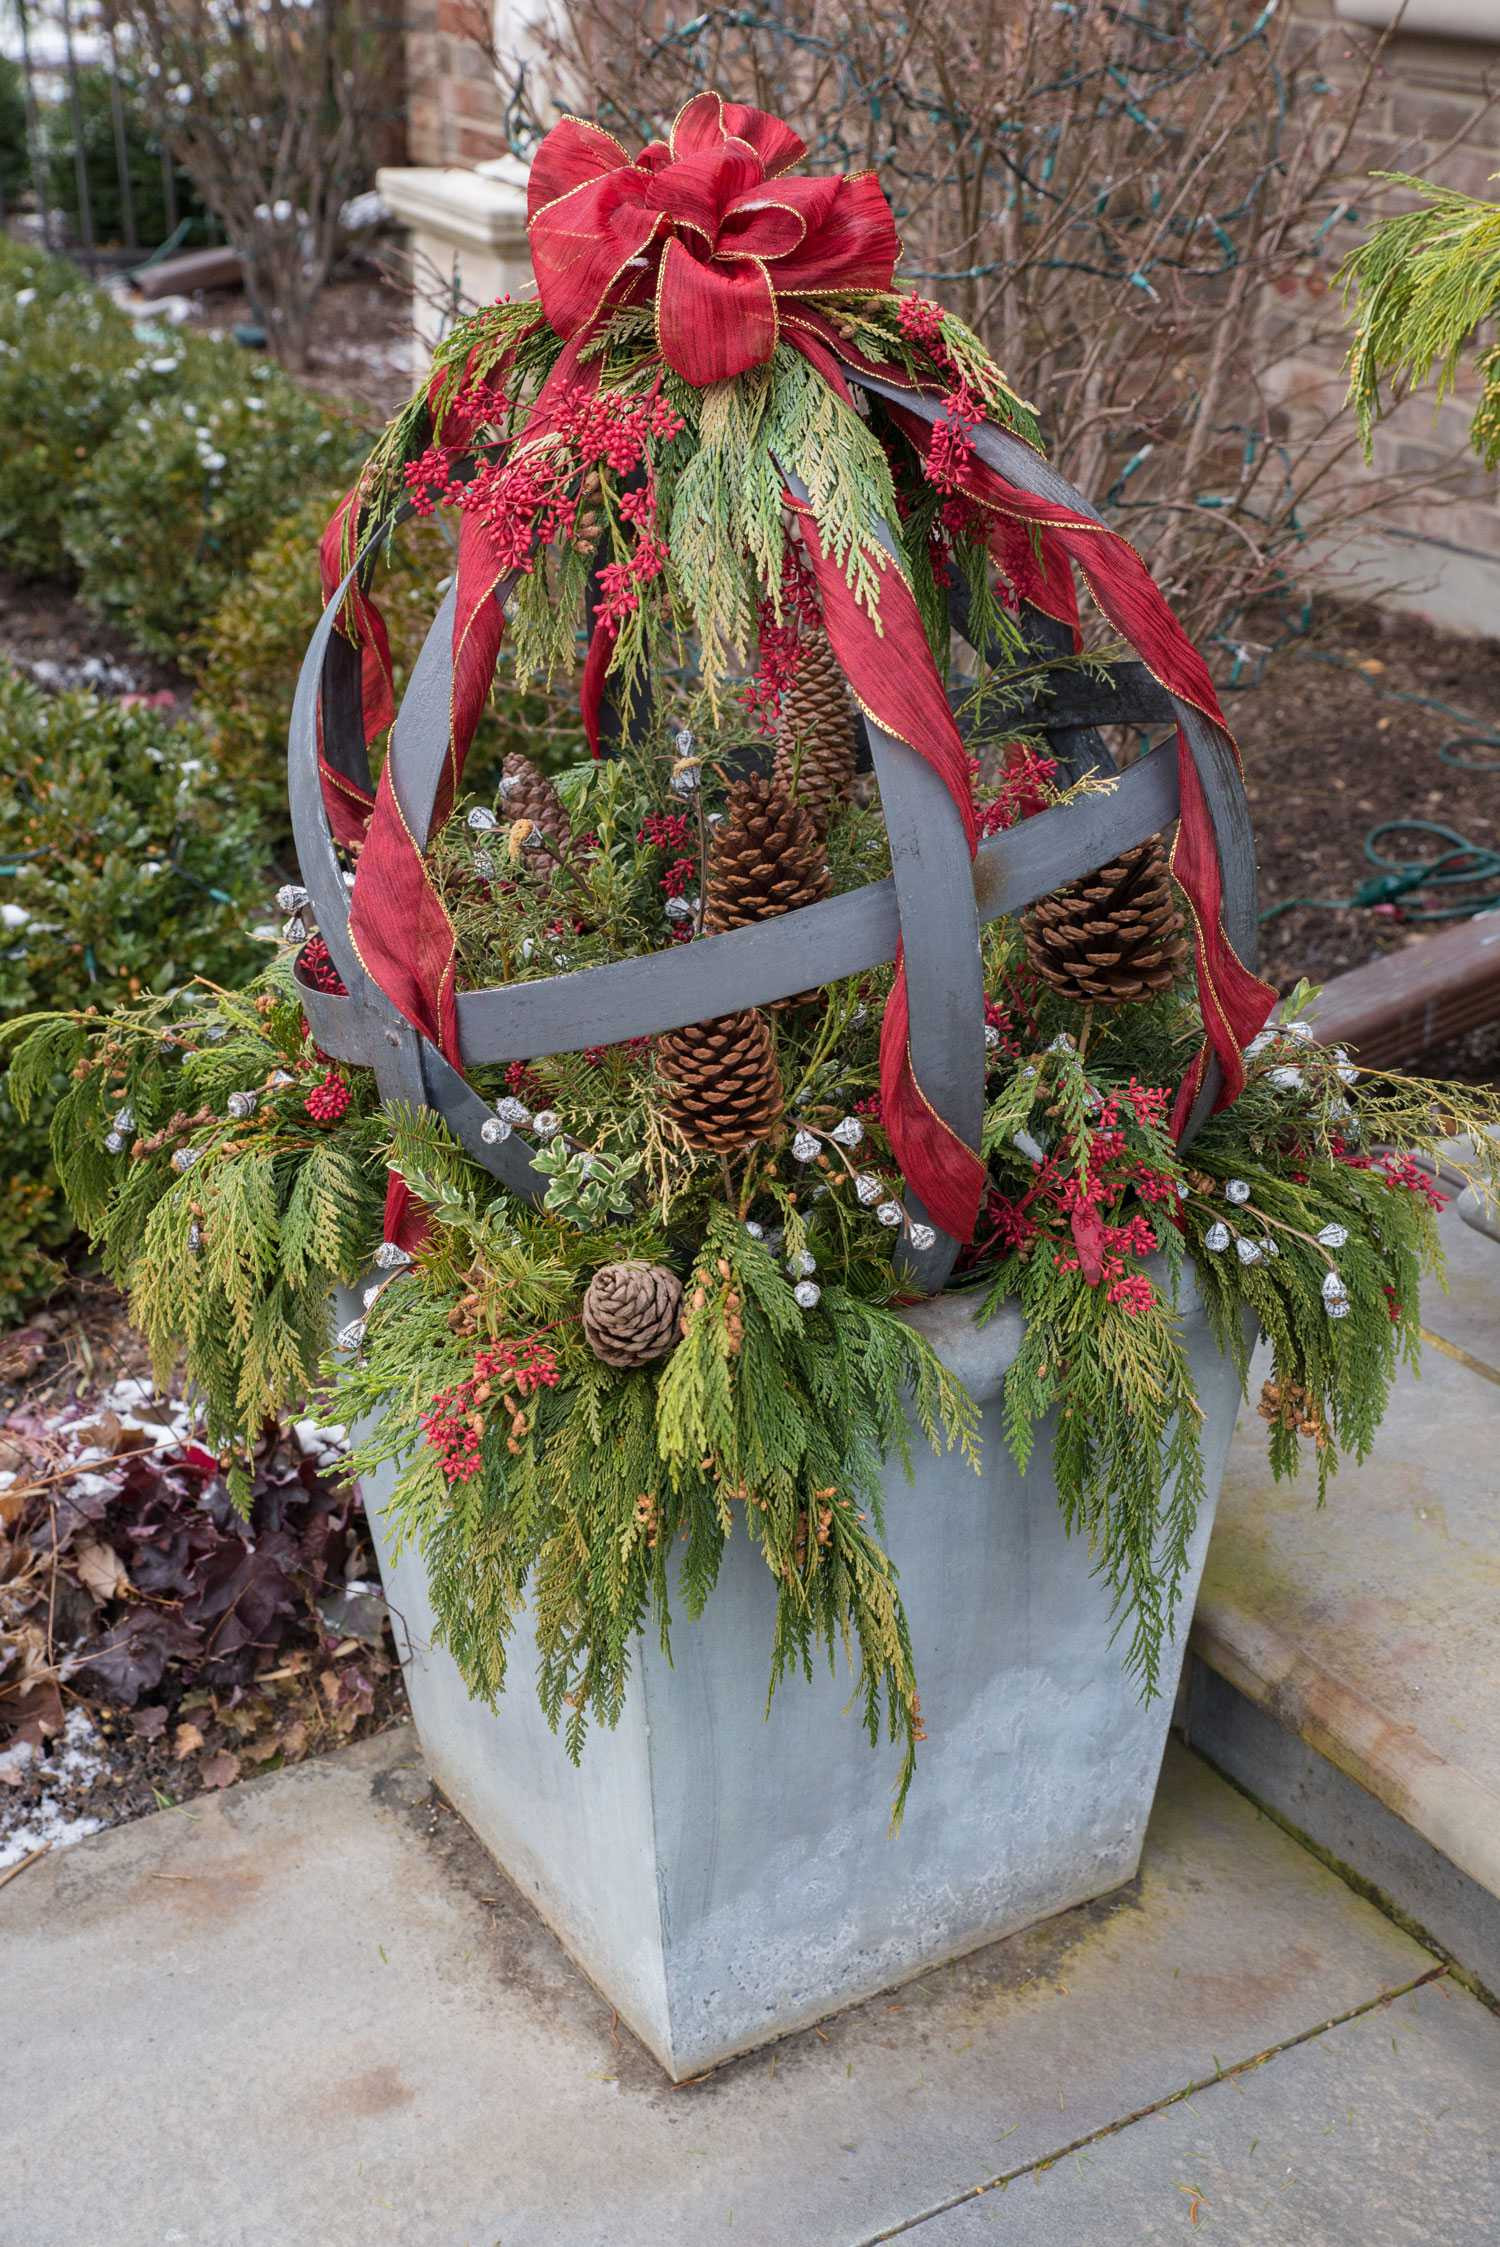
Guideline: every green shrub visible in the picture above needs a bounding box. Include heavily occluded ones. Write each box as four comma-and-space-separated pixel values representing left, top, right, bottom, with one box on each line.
0, 244, 150, 581
64, 341, 364, 659
194, 493, 583, 844
0, 663, 264, 1316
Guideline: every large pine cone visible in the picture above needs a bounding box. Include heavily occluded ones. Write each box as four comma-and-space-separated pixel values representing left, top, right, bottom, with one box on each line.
1024, 835, 1188, 1005
657, 1008, 784, 1152
704, 775, 830, 935
499, 751, 571, 851
582, 1261, 683, 1369
772, 632, 857, 839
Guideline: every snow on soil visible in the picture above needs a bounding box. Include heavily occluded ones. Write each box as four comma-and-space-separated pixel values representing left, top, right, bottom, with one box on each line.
0, 1708, 107, 1870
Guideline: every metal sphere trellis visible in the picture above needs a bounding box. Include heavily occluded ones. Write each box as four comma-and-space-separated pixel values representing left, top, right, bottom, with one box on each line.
286, 95, 1270, 1293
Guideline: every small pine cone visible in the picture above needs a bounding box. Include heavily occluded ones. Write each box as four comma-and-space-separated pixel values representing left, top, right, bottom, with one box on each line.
498, 752, 571, 852
772, 632, 857, 838
1024, 835, 1188, 1006
657, 1008, 784, 1151
704, 775, 830, 934
582, 1261, 684, 1369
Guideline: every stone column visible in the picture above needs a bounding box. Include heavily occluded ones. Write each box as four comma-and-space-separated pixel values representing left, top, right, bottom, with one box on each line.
374, 158, 533, 361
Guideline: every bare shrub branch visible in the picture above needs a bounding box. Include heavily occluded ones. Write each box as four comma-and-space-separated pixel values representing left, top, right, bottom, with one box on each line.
105, 0, 401, 368
488, 0, 1479, 650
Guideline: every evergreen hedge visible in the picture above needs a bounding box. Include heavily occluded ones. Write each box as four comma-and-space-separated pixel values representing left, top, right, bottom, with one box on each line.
0, 663, 265, 1314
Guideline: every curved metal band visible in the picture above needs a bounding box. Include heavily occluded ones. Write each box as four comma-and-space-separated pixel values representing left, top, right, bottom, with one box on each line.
288, 379, 1257, 1285
855, 367, 1260, 1140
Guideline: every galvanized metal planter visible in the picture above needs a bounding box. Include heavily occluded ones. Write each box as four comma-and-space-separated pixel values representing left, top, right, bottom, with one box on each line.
345, 1276, 1246, 2080
295, 387, 1258, 2073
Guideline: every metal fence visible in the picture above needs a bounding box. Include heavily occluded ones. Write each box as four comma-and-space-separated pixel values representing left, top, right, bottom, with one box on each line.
1, 0, 202, 272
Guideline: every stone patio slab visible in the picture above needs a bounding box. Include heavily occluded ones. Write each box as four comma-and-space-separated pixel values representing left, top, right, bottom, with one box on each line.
1194, 1193, 1500, 1902
5, 1732, 1445, 2247
911, 1974, 1500, 2243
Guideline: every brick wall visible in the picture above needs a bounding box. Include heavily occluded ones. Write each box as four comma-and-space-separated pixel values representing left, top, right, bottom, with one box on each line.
406, 0, 510, 167
1276, 3, 1500, 607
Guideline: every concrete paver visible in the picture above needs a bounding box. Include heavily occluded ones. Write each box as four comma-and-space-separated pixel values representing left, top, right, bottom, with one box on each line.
5, 1730, 1451, 2247
913, 1976, 1500, 2243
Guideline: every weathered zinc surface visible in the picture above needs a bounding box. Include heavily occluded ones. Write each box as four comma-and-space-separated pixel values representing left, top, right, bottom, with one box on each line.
9, 1733, 1483, 2247
361, 1284, 1246, 2080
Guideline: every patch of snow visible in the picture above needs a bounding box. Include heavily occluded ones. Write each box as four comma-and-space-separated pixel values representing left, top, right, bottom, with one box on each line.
340, 189, 389, 232
0, 1808, 102, 1870
0, 1740, 37, 1785
105, 1377, 155, 1410
0, 1710, 108, 1871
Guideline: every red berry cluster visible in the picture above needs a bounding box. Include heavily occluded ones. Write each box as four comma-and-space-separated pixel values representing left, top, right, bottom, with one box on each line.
972, 1083, 1179, 1314
504, 1059, 545, 1101
740, 548, 822, 734
414, 382, 685, 582
419, 1335, 562, 1483
896, 294, 947, 358
973, 744, 1060, 839
926, 381, 984, 497
638, 809, 692, 853
304, 1069, 351, 1124
298, 934, 347, 997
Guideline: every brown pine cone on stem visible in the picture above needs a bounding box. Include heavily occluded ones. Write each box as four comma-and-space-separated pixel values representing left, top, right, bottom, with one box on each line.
772, 631, 857, 839
582, 1262, 684, 1369
499, 751, 571, 851
1023, 834, 1187, 1005
657, 1008, 784, 1151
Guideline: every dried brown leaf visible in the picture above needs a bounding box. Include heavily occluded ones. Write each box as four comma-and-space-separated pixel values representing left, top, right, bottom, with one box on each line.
74, 1540, 133, 1605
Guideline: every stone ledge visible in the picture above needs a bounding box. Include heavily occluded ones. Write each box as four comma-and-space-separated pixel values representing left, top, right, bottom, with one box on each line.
376, 163, 529, 254
1193, 1184, 1500, 1916
1190, 1593, 1500, 1901
3, 1737, 1444, 2245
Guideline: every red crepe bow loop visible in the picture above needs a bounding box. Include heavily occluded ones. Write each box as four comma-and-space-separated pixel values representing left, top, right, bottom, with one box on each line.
527, 92, 901, 386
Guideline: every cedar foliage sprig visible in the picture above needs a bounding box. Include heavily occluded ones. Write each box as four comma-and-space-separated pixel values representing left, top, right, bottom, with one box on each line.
1340, 176, 1500, 470
335, 287, 1037, 727
978, 928, 1500, 1691
4, 974, 384, 1497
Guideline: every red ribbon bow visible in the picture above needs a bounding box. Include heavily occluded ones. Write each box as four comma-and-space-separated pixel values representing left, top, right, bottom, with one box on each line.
527, 92, 902, 387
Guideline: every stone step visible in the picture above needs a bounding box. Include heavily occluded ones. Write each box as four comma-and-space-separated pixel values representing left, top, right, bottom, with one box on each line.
5, 1730, 1481, 2244
1185, 1172, 1500, 1999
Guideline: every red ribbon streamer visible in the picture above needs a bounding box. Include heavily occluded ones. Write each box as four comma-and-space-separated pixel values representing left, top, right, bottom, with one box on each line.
858, 378, 1275, 1135
786, 496, 986, 1242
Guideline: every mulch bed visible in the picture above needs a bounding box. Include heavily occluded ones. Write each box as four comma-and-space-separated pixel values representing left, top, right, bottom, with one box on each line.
1228, 599, 1500, 1082
1232, 600, 1500, 980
